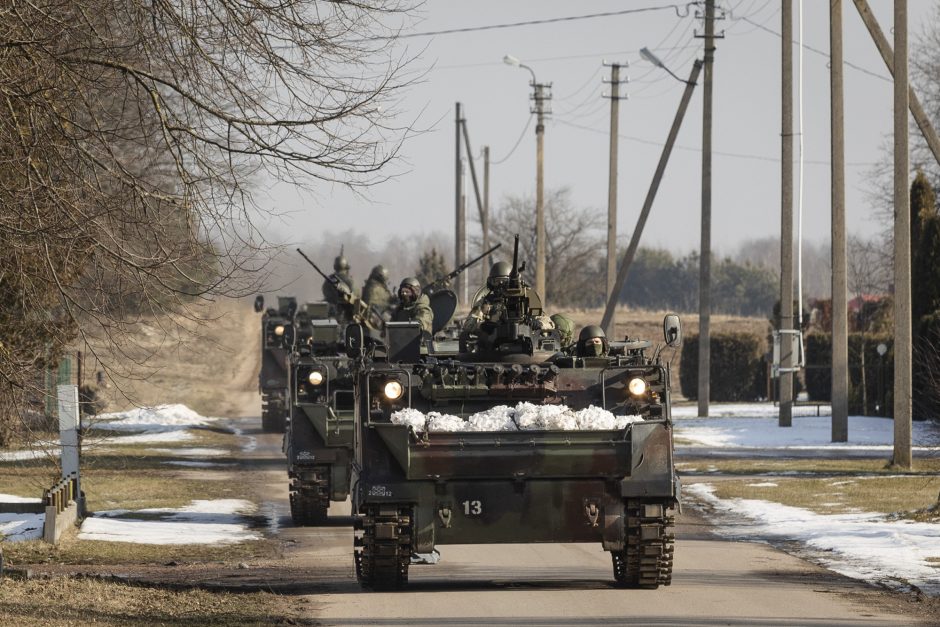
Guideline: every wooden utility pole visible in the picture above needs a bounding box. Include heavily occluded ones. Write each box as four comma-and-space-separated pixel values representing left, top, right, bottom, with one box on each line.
697, 0, 717, 418
779, 0, 795, 428
853, 0, 940, 169
455, 102, 465, 303
831, 0, 849, 442
534, 83, 550, 305
600, 60, 703, 332
483, 145, 491, 286
604, 62, 626, 337
893, 0, 913, 469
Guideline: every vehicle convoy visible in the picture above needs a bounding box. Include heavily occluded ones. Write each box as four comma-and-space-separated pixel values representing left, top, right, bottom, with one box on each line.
254, 295, 297, 433
284, 301, 357, 524
348, 237, 682, 590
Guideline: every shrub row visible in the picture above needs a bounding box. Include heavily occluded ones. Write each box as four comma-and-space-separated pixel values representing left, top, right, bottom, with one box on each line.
680, 332, 767, 402
803, 332, 894, 417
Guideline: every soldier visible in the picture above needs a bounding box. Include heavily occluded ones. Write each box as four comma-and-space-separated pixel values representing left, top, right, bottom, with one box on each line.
362, 264, 392, 312
575, 325, 610, 357
462, 261, 513, 333
550, 313, 576, 350
391, 277, 434, 337
322, 254, 357, 316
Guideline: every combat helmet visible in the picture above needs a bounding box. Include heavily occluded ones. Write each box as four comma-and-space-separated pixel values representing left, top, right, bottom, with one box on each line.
576, 324, 609, 357
369, 264, 389, 283
487, 260, 512, 290
334, 254, 350, 273
398, 277, 421, 305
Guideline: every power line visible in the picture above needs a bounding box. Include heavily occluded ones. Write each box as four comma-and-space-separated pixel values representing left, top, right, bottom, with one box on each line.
491, 114, 534, 165
554, 118, 877, 166
740, 16, 891, 82
379, 5, 698, 41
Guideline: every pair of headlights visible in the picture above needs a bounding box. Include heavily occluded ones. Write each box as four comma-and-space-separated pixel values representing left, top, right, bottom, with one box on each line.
307, 369, 404, 401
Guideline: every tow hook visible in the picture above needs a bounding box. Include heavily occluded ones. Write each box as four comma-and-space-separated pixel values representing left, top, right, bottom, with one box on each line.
438, 505, 452, 528
584, 500, 600, 527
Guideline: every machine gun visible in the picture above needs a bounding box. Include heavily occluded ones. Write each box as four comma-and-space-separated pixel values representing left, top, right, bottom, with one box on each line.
296, 248, 384, 330
500, 234, 533, 323
423, 243, 502, 295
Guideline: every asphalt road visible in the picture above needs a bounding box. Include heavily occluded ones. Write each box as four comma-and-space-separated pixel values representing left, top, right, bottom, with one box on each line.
241, 419, 928, 627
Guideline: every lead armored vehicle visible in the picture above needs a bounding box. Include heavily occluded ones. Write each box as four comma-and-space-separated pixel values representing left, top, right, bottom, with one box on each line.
348, 239, 681, 590
254, 295, 297, 433
284, 302, 357, 524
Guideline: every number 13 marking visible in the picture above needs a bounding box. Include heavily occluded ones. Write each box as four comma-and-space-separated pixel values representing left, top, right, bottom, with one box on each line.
462, 500, 482, 515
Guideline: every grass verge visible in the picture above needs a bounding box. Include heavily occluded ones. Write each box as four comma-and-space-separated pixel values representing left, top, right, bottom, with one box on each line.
679, 458, 940, 519
0, 577, 310, 626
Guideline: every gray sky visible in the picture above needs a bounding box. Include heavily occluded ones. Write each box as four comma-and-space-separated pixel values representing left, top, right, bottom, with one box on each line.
261, 0, 936, 259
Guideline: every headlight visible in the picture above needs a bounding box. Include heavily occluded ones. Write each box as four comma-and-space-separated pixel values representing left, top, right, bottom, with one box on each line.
308, 370, 324, 386
628, 377, 647, 396
383, 380, 404, 400
274, 325, 285, 337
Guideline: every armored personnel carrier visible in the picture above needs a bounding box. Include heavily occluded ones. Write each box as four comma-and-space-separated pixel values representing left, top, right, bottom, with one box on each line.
254, 295, 296, 433
284, 302, 357, 524
348, 238, 682, 590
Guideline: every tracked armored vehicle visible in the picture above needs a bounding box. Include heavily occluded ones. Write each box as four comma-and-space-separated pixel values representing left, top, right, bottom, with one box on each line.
348, 239, 682, 590
284, 302, 357, 524
254, 295, 296, 433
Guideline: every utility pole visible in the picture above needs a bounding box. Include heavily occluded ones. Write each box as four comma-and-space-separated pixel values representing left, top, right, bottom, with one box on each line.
483, 145, 491, 286
600, 59, 703, 332
779, 0, 795, 428
460, 117, 488, 291
696, 0, 721, 418
893, 0, 912, 469
461, 160, 468, 304
604, 62, 627, 337
831, 0, 849, 442
853, 0, 940, 169
533, 82, 552, 305
455, 102, 464, 303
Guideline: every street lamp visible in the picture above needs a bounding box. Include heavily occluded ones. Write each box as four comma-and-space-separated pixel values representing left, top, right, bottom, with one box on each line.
503, 52, 550, 303
639, 47, 693, 85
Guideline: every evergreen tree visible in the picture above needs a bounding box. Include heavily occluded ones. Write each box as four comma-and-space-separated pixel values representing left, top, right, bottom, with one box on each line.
910, 170, 940, 418
415, 248, 448, 290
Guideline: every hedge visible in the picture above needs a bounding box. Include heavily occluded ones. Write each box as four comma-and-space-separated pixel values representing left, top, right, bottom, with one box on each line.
680, 331, 766, 401
804, 332, 894, 417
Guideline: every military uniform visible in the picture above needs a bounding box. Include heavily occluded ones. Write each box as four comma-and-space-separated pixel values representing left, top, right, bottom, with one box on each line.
362, 277, 392, 311
391, 293, 433, 336
322, 272, 356, 305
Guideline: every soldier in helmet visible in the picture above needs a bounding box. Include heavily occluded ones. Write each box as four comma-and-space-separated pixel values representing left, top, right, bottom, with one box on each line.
391, 277, 434, 337
550, 313, 576, 350
576, 325, 610, 358
462, 261, 513, 333
362, 264, 392, 312
322, 253, 358, 317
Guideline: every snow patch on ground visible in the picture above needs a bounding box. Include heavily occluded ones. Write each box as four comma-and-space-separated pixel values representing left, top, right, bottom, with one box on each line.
0, 448, 60, 462
95, 404, 217, 431
78, 499, 259, 545
391, 402, 644, 433
98, 431, 195, 445
0, 494, 42, 503
148, 447, 227, 458
686, 483, 940, 595
674, 413, 940, 450
0, 512, 44, 542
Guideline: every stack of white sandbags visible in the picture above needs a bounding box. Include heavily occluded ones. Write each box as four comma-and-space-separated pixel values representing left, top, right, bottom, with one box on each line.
390, 402, 643, 433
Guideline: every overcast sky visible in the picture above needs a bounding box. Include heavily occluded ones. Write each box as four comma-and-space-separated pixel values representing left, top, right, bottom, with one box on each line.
259, 0, 936, 261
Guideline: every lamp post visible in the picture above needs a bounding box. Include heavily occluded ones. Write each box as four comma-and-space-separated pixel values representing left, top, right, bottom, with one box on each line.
504, 54, 551, 303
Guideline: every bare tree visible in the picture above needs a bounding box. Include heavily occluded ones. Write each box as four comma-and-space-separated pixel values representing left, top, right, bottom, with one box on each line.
482, 188, 605, 308
0, 0, 415, 441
